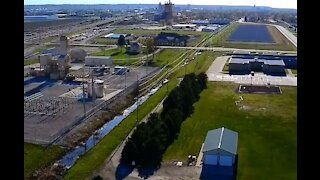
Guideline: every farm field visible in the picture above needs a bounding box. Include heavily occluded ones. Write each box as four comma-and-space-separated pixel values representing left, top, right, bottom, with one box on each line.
208, 23, 296, 51
163, 82, 297, 180
227, 24, 274, 43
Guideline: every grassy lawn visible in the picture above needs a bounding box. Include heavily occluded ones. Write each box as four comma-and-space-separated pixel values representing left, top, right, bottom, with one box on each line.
24, 143, 65, 179
94, 37, 117, 45
64, 48, 222, 179
207, 23, 296, 51
163, 82, 297, 179
223, 62, 229, 72
153, 49, 183, 66
24, 58, 39, 66
94, 48, 144, 59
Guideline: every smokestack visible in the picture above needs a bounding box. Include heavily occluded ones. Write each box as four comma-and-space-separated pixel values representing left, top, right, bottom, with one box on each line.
60, 36, 69, 56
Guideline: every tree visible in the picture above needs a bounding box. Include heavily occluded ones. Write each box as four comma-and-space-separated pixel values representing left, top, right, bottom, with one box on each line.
197, 72, 208, 90
145, 38, 155, 64
117, 35, 126, 52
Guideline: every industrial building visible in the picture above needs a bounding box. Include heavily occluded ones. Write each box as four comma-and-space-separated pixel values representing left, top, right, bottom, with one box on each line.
191, 20, 210, 26
69, 48, 87, 62
227, 52, 297, 69
154, 32, 188, 46
85, 56, 113, 67
104, 33, 128, 39
155, 0, 174, 25
172, 24, 196, 30
228, 57, 286, 75
201, 127, 238, 177
32, 36, 71, 80
87, 79, 104, 98
202, 25, 220, 32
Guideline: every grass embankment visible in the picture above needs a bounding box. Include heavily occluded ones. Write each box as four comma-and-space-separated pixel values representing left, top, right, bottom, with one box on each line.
163, 82, 297, 180
208, 22, 296, 51
24, 143, 65, 179
64, 50, 221, 179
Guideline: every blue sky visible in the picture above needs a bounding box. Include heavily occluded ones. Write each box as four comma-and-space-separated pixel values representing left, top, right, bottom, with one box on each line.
24, 0, 297, 9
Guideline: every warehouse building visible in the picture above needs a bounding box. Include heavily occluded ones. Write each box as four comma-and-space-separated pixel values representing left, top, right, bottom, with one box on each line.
228, 57, 285, 75
201, 127, 238, 178
227, 52, 297, 69
85, 56, 113, 67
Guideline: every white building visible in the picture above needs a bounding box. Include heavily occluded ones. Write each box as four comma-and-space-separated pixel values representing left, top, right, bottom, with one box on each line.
85, 56, 113, 67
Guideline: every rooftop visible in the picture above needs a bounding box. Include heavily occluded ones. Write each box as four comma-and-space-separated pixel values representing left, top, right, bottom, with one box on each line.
203, 127, 238, 155
229, 57, 285, 66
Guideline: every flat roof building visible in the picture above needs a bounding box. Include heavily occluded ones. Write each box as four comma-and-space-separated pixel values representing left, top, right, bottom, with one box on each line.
229, 57, 286, 75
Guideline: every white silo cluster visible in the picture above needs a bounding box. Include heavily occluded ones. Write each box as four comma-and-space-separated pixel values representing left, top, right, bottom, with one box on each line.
87, 79, 104, 98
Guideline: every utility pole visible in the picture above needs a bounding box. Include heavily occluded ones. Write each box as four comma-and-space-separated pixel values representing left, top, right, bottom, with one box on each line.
136, 74, 139, 125
166, 68, 170, 95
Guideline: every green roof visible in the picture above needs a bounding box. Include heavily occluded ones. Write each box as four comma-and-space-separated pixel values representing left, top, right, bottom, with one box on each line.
203, 127, 238, 155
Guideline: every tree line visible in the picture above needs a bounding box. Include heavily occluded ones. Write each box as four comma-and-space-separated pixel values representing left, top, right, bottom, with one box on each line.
120, 72, 208, 169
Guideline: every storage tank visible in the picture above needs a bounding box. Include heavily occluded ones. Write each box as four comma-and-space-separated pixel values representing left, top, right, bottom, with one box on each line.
70, 48, 87, 62
88, 80, 104, 98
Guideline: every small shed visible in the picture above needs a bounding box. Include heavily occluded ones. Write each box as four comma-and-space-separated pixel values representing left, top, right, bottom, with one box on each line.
202, 127, 238, 166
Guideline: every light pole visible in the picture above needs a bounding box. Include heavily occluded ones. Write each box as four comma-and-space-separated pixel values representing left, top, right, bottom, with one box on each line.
136, 74, 139, 125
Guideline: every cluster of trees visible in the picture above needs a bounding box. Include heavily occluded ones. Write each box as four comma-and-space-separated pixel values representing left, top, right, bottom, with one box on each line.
120, 73, 208, 168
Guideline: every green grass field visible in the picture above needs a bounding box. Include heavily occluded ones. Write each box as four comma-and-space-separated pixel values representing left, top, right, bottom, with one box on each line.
207, 23, 296, 51
94, 48, 144, 59
163, 82, 297, 179
24, 143, 65, 179
24, 58, 39, 66
153, 49, 183, 66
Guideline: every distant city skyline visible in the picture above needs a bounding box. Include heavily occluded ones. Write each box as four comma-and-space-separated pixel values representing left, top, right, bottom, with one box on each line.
24, 0, 297, 9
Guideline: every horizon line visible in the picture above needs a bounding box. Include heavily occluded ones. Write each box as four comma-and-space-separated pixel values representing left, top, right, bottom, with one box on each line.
24, 3, 297, 9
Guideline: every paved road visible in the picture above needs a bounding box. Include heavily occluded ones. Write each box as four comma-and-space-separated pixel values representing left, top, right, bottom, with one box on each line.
206, 56, 297, 86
